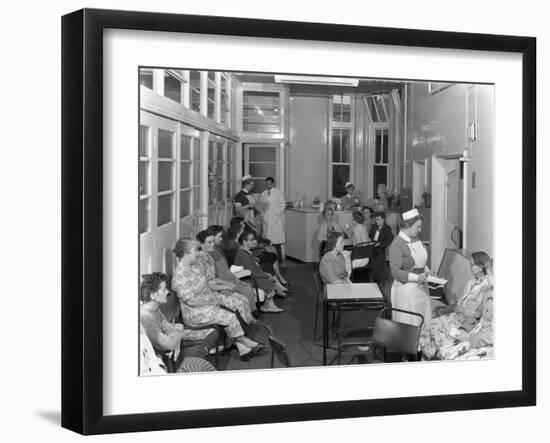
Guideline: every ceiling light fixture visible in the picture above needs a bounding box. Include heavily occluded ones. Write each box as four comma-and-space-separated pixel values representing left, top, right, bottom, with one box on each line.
274, 75, 359, 87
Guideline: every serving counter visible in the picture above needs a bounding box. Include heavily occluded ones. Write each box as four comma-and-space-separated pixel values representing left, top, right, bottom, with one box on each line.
284, 207, 400, 263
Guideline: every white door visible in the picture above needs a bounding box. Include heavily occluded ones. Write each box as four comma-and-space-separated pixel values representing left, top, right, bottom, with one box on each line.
444, 163, 462, 250
139, 111, 179, 275
431, 156, 464, 270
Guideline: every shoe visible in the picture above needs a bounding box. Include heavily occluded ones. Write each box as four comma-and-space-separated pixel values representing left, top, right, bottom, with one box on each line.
260, 305, 284, 313
240, 351, 253, 361
282, 281, 290, 288
250, 343, 266, 354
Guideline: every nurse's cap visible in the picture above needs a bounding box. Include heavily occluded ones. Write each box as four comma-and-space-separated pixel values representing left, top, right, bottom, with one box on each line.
344, 182, 354, 189
241, 174, 252, 182
402, 208, 420, 220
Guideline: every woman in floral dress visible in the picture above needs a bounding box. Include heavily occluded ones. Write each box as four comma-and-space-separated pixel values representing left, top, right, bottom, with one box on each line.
172, 238, 264, 360
195, 229, 255, 323
419, 251, 492, 359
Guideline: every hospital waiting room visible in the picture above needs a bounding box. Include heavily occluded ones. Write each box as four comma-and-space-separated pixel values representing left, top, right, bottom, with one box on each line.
138, 70, 495, 374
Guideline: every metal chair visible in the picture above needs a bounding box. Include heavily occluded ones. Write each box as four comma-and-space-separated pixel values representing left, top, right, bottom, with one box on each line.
160, 290, 225, 369
350, 242, 375, 282
372, 307, 425, 362
312, 271, 339, 344
333, 298, 386, 365
257, 323, 291, 368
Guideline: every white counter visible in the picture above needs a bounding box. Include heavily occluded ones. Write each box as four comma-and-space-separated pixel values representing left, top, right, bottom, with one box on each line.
284, 207, 400, 262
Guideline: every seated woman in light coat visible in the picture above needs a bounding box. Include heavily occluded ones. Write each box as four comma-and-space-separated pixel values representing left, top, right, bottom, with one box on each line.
419, 253, 493, 359
317, 207, 343, 259
319, 231, 352, 284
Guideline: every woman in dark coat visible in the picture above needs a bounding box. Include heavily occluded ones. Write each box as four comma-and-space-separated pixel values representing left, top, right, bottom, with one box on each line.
369, 211, 394, 282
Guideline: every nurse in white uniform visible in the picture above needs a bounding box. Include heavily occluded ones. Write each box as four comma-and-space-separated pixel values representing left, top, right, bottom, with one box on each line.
388, 208, 432, 330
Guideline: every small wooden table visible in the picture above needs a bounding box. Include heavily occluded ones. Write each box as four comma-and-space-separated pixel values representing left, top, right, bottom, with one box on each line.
323, 283, 386, 365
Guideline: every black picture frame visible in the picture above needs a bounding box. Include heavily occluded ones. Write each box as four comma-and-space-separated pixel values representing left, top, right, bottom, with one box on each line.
62, 8, 536, 435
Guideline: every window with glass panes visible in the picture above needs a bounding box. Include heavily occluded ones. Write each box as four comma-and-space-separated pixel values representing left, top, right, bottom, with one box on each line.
330, 93, 353, 198
180, 132, 201, 219
189, 70, 201, 113
373, 128, 389, 197
157, 129, 176, 226
220, 74, 230, 126
207, 72, 216, 120
225, 143, 234, 199
139, 125, 151, 234
163, 70, 186, 104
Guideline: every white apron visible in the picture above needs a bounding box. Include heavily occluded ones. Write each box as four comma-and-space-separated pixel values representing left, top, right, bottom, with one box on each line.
260, 188, 286, 244
391, 240, 431, 329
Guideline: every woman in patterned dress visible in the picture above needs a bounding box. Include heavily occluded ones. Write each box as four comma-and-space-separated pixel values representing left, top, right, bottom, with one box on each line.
195, 229, 255, 322
419, 252, 492, 359
172, 238, 264, 361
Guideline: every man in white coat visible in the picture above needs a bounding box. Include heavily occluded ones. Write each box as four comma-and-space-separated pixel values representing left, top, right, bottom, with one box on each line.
259, 177, 286, 263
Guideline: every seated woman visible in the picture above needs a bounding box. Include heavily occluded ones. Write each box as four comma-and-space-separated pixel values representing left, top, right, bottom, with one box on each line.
233, 231, 285, 312
231, 216, 290, 288
362, 206, 375, 234
419, 251, 492, 360
317, 207, 343, 259
139, 272, 216, 371
172, 238, 265, 361
319, 231, 352, 284
225, 223, 244, 266
345, 211, 370, 245
206, 225, 258, 311
196, 229, 257, 319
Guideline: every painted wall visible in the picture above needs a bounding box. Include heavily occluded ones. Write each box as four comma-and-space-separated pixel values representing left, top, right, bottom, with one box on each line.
465, 86, 494, 254
287, 94, 329, 204
407, 83, 494, 256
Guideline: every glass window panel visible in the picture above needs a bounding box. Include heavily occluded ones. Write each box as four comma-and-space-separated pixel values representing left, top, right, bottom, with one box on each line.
375, 132, 382, 163
249, 163, 276, 178
139, 71, 153, 89
376, 96, 387, 122
158, 129, 174, 158
249, 146, 276, 162
216, 182, 224, 201
242, 122, 280, 133
193, 191, 201, 210
216, 143, 225, 161
226, 180, 232, 199
139, 161, 149, 195
190, 71, 201, 112
368, 97, 379, 123
164, 73, 181, 103
226, 161, 232, 181
208, 184, 215, 205
373, 166, 388, 198
227, 144, 233, 162
208, 100, 215, 120
157, 194, 174, 226
332, 130, 341, 163
180, 135, 191, 160
208, 141, 215, 161
180, 190, 191, 218
180, 162, 191, 188
342, 103, 351, 123
332, 165, 350, 198
158, 162, 174, 192
383, 132, 389, 163
193, 141, 201, 161
332, 95, 342, 123
341, 129, 350, 163
193, 162, 201, 186
139, 198, 150, 234
139, 125, 149, 157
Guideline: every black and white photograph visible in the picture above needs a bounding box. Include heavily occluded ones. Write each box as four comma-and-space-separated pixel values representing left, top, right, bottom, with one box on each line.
138, 69, 495, 374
